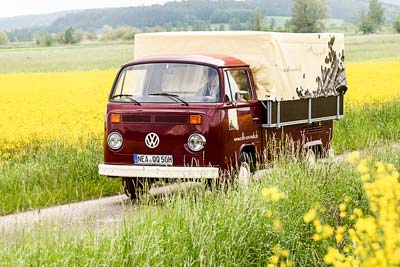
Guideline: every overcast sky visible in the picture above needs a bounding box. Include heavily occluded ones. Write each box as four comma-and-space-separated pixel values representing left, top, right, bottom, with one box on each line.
0, 0, 174, 18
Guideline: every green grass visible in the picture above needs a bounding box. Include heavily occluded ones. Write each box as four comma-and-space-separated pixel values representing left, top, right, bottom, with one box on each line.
2, 146, 399, 266
0, 42, 133, 73
333, 100, 400, 153
0, 34, 399, 73
345, 34, 400, 62
0, 138, 120, 215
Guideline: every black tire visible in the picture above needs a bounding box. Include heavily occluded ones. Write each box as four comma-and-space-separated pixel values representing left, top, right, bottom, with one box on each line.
122, 178, 143, 201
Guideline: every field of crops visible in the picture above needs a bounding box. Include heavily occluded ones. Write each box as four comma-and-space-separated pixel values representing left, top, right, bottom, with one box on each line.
0, 61, 399, 159
1, 35, 400, 266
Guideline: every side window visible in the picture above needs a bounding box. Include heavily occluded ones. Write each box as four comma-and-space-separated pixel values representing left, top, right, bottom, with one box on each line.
225, 69, 252, 102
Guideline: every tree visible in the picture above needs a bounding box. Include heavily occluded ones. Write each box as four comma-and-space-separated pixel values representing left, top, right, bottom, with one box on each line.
35, 33, 54, 47
0, 31, 9, 45
270, 18, 276, 30
359, 0, 385, 34
359, 10, 375, 34
249, 7, 264, 31
64, 27, 76, 44
229, 18, 242, 31
368, 0, 385, 26
191, 19, 210, 31
284, 19, 291, 31
290, 0, 329, 33
394, 15, 400, 33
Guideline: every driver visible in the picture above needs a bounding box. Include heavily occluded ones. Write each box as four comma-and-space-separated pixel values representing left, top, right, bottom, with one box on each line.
203, 70, 220, 101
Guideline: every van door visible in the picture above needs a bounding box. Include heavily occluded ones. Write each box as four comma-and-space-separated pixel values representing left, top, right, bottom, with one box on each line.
222, 68, 262, 168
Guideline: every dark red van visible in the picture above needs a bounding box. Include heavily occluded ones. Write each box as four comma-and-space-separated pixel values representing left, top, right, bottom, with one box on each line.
98, 53, 345, 199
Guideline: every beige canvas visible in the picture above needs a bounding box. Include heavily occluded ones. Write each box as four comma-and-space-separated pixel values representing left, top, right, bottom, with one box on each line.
134, 31, 347, 101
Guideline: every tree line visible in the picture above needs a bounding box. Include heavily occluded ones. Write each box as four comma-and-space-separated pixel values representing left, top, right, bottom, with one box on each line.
1, 0, 400, 46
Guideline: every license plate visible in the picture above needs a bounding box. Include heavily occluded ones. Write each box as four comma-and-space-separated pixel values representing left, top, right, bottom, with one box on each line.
133, 154, 173, 166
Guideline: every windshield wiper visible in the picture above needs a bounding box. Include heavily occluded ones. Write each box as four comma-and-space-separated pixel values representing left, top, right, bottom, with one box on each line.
110, 94, 141, 106
149, 92, 189, 106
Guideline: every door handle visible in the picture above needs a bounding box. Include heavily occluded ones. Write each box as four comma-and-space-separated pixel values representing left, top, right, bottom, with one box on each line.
252, 117, 261, 121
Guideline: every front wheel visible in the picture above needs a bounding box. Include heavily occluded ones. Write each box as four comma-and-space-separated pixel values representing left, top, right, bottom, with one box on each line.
122, 178, 144, 201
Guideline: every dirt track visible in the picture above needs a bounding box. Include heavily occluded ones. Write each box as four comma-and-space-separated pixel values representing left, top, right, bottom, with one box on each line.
0, 182, 203, 236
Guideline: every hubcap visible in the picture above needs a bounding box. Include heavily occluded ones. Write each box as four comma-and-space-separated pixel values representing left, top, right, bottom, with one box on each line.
238, 162, 251, 187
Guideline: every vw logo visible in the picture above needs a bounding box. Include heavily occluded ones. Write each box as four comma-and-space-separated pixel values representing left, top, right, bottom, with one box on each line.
145, 133, 160, 149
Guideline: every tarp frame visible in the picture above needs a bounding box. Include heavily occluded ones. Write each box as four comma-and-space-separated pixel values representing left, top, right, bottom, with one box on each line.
262, 95, 344, 128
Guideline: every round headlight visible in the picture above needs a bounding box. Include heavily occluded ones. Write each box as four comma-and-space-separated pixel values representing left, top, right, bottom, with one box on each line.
107, 132, 123, 150
187, 133, 206, 152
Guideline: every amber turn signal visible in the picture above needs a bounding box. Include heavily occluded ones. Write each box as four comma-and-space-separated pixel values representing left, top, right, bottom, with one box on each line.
111, 113, 121, 123
190, 115, 202, 125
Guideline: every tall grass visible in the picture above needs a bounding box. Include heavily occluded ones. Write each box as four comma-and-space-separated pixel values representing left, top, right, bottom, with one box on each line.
0, 138, 120, 215
5, 145, 399, 266
334, 100, 400, 153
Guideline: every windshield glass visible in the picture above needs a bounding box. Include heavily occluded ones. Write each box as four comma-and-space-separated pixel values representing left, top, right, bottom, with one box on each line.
111, 63, 220, 103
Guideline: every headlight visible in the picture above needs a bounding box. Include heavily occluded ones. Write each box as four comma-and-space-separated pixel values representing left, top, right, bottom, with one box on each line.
187, 133, 206, 152
107, 132, 123, 150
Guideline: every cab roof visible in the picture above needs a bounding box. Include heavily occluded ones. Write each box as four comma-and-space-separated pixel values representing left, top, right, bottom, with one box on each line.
123, 54, 249, 68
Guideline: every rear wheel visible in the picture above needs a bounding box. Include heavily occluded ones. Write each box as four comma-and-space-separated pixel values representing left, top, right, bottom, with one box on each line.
122, 178, 144, 201
236, 153, 255, 187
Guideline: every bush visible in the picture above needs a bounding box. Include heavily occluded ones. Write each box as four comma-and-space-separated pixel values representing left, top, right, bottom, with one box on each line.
394, 16, 400, 33
35, 33, 54, 47
0, 31, 9, 45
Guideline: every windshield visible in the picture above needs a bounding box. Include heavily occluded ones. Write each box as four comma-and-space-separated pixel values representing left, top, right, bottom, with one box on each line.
111, 63, 221, 103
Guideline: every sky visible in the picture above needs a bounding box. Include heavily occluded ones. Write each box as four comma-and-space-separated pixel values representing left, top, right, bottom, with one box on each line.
0, 0, 174, 18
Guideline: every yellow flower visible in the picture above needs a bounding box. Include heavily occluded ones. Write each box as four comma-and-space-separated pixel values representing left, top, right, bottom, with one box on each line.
261, 187, 286, 201
347, 151, 360, 164
321, 225, 334, 239
335, 233, 343, 243
313, 219, 322, 233
312, 234, 321, 241
357, 159, 369, 174
269, 255, 279, 264
281, 250, 289, 257
303, 208, 317, 224
387, 163, 395, 171
360, 174, 370, 182
266, 210, 273, 218
353, 208, 363, 217
273, 219, 282, 232
375, 161, 385, 173
339, 203, 347, 212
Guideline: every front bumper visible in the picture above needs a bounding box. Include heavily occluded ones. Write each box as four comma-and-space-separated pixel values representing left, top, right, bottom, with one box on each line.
98, 164, 219, 179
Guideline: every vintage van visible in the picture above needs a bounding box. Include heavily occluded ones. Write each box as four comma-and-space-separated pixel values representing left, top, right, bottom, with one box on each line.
98, 32, 347, 199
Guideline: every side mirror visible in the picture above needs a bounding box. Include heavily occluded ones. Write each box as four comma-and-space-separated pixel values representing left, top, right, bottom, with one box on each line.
235, 90, 250, 102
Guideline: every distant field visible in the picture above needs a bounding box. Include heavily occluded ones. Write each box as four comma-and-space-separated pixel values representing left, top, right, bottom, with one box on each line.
0, 34, 399, 73
0, 42, 133, 73
345, 34, 400, 62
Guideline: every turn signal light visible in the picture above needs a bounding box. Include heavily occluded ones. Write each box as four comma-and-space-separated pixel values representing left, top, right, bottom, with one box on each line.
190, 115, 202, 125
111, 113, 121, 123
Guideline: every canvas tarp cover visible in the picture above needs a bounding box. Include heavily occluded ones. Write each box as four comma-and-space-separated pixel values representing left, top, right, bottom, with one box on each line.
134, 31, 347, 101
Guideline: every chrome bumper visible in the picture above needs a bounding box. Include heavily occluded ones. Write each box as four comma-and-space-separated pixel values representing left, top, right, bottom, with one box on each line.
98, 164, 219, 179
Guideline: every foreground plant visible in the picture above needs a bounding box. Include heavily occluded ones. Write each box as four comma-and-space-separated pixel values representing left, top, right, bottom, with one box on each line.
304, 152, 400, 266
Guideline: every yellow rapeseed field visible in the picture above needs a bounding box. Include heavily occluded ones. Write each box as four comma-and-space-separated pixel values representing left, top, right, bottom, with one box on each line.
0, 61, 399, 158
0, 70, 115, 158
346, 61, 400, 106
